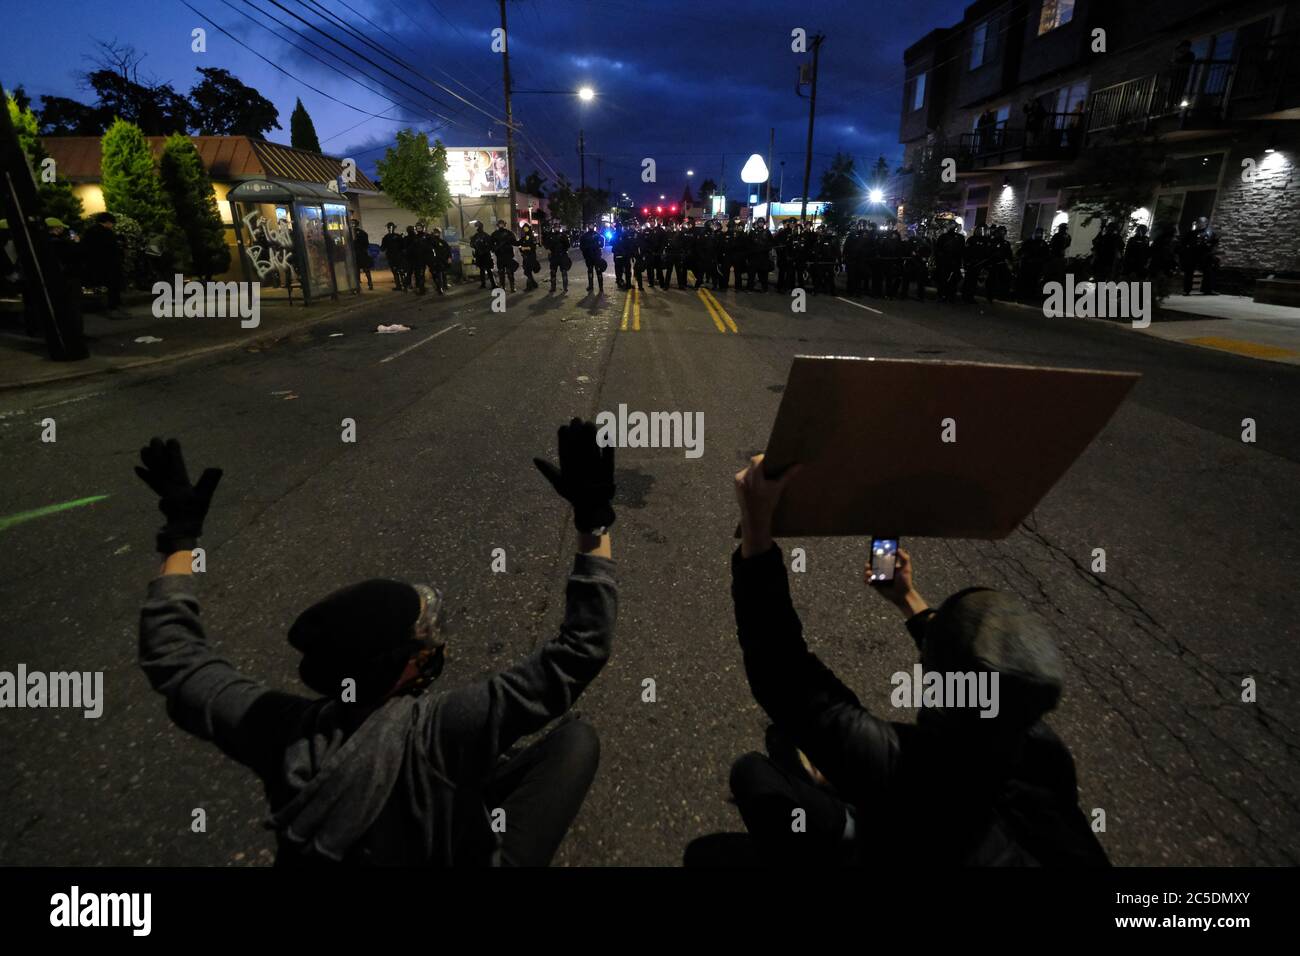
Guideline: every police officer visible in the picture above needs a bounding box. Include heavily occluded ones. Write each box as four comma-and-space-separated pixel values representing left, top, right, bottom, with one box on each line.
1048, 222, 1071, 260
842, 221, 864, 296
1017, 226, 1051, 302
492, 219, 519, 293
962, 224, 989, 303
900, 224, 931, 302
613, 226, 633, 289
470, 221, 496, 290
1091, 220, 1123, 282
405, 223, 429, 294
985, 225, 1014, 303
544, 225, 572, 293
519, 224, 542, 291
428, 227, 452, 294
1180, 216, 1218, 295
351, 219, 373, 290
696, 221, 719, 290
747, 219, 773, 292
579, 225, 605, 294
722, 219, 747, 291
934, 219, 965, 303
1120, 223, 1151, 281
670, 226, 691, 290
381, 222, 408, 291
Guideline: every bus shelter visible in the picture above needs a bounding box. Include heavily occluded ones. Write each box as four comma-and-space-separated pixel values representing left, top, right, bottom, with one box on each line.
227, 178, 357, 304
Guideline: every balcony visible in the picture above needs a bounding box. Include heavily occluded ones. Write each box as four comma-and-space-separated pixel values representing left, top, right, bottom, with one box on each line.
1086, 60, 1234, 135
956, 113, 1085, 170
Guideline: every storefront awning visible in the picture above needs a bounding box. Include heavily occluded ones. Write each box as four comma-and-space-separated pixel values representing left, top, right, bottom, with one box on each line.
226, 178, 350, 204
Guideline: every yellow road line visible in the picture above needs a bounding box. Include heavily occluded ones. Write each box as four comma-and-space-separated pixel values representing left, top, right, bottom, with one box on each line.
702, 288, 739, 333
633, 287, 641, 331
1183, 336, 1298, 359
697, 289, 727, 332
621, 289, 631, 331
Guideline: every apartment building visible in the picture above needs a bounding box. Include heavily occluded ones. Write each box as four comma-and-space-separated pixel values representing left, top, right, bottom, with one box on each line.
898, 0, 1300, 288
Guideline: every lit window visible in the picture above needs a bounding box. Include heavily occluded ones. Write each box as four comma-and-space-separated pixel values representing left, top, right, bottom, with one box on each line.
1038, 0, 1075, 36
911, 72, 927, 111
971, 23, 988, 69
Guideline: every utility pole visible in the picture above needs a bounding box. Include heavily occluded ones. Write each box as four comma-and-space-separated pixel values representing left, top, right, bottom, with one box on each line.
766, 127, 774, 204
578, 128, 586, 227
797, 33, 824, 224
0, 80, 85, 360
498, 0, 517, 228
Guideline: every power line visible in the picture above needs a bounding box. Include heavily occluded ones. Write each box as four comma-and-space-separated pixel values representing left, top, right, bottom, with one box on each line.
294, 0, 507, 126
179, 0, 420, 126
218, 0, 456, 129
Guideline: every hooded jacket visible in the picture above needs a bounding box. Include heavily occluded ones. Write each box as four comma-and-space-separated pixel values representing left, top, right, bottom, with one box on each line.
732, 544, 1108, 867
139, 554, 617, 865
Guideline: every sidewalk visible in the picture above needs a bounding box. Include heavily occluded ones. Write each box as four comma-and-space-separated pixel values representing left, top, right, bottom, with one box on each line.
1139, 294, 1300, 365
0, 275, 474, 391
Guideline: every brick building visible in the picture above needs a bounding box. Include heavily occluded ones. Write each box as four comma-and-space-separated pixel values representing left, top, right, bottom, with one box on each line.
898, 0, 1300, 289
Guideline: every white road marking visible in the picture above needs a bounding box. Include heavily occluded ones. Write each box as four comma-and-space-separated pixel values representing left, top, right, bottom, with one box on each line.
377, 323, 463, 364
834, 296, 885, 315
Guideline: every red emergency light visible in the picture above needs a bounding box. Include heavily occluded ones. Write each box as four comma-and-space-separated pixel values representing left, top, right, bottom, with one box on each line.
642, 207, 649, 214
656, 205, 663, 214
670, 204, 678, 213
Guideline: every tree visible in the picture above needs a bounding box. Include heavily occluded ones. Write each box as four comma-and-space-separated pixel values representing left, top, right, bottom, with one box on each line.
375, 129, 451, 221
902, 137, 962, 226
101, 118, 166, 232
290, 99, 321, 153
698, 178, 718, 199
1062, 135, 1171, 229
159, 134, 230, 279
189, 68, 280, 138
38, 94, 112, 135
521, 169, 546, 196
7, 95, 84, 226
546, 176, 581, 229
818, 151, 861, 232
82, 40, 191, 135
681, 184, 695, 206
34, 40, 189, 135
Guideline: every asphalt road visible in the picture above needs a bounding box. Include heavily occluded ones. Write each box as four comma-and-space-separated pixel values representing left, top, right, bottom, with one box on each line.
1, 273, 1297, 867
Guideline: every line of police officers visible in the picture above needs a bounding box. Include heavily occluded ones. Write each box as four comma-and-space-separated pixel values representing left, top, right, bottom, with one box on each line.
371, 213, 1216, 304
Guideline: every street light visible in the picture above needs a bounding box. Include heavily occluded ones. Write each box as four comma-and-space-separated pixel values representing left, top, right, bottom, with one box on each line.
687, 169, 694, 176
868, 188, 884, 203
578, 86, 595, 101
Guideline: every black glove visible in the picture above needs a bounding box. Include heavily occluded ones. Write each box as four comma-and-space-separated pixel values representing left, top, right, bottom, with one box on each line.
533, 418, 616, 534
134, 437, 223, 555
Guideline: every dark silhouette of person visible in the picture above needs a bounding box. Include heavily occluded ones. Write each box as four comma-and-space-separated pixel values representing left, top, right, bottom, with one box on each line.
686, 456, 1111, 868
135, 424, 618, 866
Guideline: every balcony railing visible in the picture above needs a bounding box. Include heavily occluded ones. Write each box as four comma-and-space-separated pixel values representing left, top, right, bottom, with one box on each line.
956, 113, 1084, 167
1087, 59, 1236, 133
1232, 30, 1300, 109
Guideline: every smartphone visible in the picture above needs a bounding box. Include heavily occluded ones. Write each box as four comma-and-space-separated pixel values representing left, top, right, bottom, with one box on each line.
869, 538, 898, 583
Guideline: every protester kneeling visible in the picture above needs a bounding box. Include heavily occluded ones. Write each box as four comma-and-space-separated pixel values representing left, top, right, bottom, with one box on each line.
135, 423, 617, 866
705, 455, 1109, 867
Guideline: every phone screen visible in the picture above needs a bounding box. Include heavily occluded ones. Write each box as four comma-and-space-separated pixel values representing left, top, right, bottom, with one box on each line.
869, 539, 898, 582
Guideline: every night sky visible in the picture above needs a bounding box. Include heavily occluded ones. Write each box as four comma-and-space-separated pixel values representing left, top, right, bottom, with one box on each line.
2, 0, 969, 204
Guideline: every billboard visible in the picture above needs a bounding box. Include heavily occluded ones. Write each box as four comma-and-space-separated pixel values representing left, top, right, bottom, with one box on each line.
445, 147, 510, 198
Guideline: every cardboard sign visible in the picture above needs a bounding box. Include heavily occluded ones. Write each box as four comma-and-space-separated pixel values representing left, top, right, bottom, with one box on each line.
760, 356, 1139, 539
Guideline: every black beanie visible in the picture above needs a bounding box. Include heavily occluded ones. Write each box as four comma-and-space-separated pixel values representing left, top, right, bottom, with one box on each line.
288, 579, 422, 701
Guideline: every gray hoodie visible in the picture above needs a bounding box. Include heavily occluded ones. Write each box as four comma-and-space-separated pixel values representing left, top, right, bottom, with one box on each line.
139, 554, 617, 865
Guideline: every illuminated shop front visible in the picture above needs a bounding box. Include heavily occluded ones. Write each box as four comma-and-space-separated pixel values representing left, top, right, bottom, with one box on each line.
227, 178, 358, 305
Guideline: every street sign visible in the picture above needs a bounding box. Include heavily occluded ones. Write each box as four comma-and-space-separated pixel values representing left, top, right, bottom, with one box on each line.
758, 356, 1140, 538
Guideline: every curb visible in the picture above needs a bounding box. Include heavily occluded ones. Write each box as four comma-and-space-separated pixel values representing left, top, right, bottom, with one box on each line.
0, 282, 479, 392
